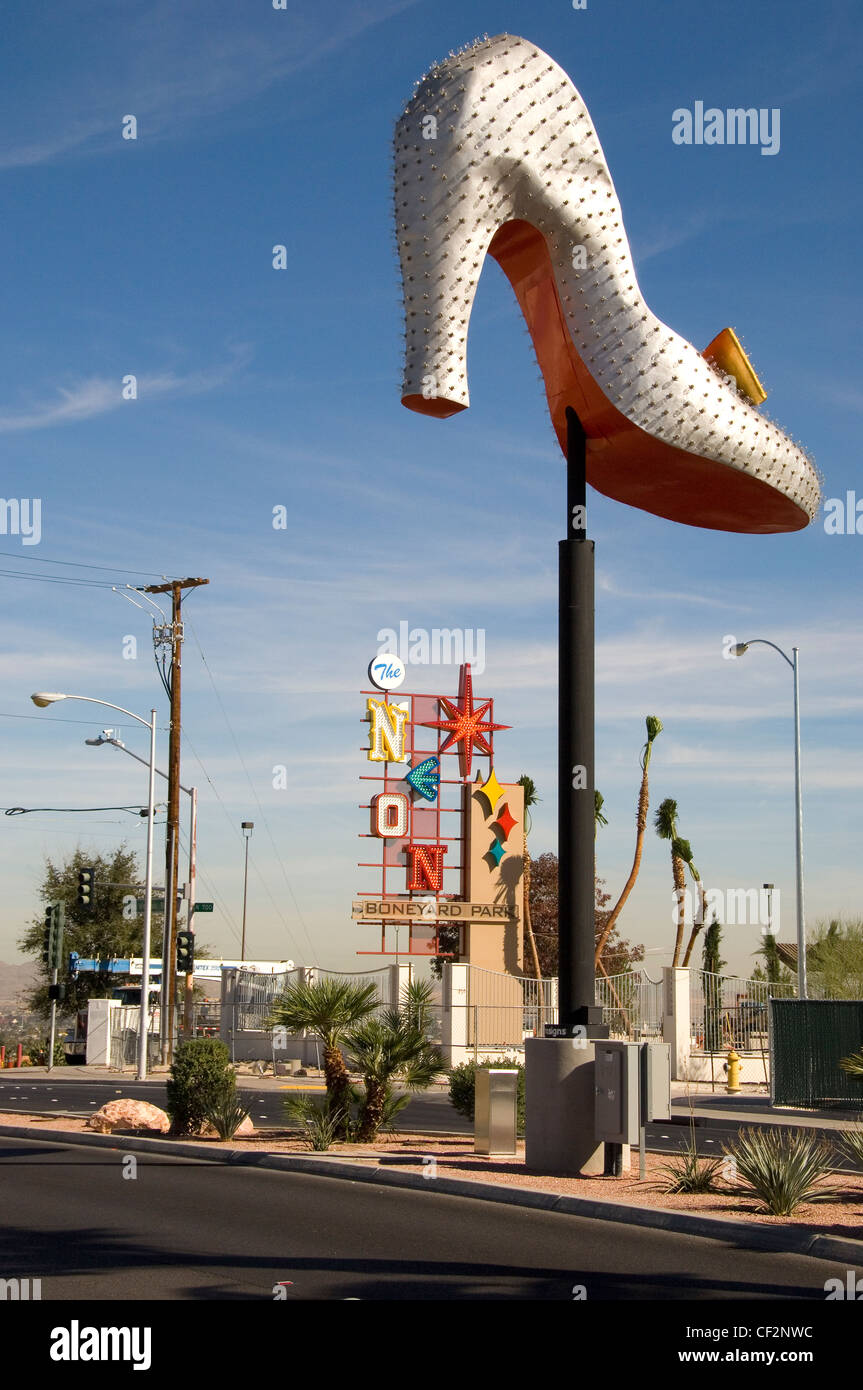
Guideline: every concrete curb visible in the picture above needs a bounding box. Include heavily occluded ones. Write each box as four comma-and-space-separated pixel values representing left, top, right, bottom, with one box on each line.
2, 1119, 861, 1264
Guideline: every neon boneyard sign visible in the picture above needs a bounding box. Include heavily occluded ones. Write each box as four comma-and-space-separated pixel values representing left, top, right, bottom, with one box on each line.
354, 663, 523, 958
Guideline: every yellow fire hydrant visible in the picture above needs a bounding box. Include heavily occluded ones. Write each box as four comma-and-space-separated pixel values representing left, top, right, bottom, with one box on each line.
726, 1049, 741, 1094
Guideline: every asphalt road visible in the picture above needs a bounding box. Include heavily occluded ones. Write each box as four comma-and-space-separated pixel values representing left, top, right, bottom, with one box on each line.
2, 1077, 860, 1165
0, 1133, 853, 1300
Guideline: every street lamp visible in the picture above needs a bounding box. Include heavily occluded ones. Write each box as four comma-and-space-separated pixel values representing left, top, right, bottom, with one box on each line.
86, 732, 198, 1041
732, 641, 807, 998
240, 822, 254, 962
31, 692, 158, 1078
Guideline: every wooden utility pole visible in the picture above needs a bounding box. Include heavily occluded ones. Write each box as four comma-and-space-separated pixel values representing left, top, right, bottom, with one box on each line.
141, 576, 209, 1062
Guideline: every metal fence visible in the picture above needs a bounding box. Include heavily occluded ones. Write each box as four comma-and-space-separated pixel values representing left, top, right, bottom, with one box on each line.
691, 971, 795, 1053
108, 1006, 161, 1071
232, 968, 294, 1031
595, 970, 664, 1039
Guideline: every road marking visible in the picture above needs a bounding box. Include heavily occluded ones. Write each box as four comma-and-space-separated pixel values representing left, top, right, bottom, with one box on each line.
278, 1083, 326, 1091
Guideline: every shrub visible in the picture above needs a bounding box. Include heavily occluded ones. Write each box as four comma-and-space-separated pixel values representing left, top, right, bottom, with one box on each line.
448, 1058, 525, 1136
166, 1038, 236, 1135
838, 1121, 863, 1168
204, 1093, 252, 1141
656, 1135, 723, 1193
283, 1094, 346, 1151
722, 1126, 840, 1215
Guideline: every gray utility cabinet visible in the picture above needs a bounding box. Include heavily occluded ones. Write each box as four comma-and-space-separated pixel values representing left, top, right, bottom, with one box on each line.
594, 1041, 671, 1145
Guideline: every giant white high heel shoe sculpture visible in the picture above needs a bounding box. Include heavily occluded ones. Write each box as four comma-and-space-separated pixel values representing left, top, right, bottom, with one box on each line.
394, 35, 819, 533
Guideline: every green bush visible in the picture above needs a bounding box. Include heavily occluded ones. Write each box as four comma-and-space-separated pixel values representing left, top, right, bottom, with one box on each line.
166, 1038, 236, 1135
448, 1058, 525, 1136
29, 1039, 66, 1067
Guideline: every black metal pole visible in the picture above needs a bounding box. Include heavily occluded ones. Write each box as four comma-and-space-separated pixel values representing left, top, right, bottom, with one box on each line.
559, 407, 606, 1035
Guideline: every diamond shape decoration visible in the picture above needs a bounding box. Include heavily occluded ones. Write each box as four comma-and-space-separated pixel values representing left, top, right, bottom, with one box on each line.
487, 837, 506, 868
476, 766, 505, 816
404, 756, 440, 802
494, 802, 518, 842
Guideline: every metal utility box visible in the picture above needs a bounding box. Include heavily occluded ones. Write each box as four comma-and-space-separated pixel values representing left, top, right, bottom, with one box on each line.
594, 1042, 641, 1144
642, 1042, 671, 1122
594, 1041, 672, 1145
475, 1068, 519, 1155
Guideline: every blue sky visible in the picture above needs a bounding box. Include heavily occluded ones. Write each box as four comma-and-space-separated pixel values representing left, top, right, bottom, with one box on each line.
1, 0, 861, 979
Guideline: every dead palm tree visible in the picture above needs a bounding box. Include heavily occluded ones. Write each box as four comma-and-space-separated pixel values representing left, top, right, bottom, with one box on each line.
594, 716, 663, 967
517, 775, 543, 983
654, 798, 687, 966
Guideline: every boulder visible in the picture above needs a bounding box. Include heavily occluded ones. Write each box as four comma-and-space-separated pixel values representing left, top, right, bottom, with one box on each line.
87, 1099, 170, 1134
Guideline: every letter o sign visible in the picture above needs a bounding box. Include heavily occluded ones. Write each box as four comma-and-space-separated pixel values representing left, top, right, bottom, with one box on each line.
372, 792, 408, 839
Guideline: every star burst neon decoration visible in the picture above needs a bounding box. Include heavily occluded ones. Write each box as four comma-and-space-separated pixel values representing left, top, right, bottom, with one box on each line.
421, 665, 510, 778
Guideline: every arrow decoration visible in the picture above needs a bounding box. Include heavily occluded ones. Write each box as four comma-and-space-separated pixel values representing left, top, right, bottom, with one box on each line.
404, 755, 440, 803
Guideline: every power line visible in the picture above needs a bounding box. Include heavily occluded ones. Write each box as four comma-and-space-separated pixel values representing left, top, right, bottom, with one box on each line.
0, 568, 119, 588
0, 551, 166, 577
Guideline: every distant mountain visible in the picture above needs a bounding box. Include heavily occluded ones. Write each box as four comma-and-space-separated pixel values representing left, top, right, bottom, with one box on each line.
0, 959, 38, 1007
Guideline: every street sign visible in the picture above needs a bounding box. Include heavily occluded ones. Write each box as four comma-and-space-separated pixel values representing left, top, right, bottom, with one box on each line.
193, 902, 214, 912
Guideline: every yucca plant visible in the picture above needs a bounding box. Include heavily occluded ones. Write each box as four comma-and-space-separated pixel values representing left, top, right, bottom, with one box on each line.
282, 1094, 347, 1151
204, 1093, 252, 1142
838, 1121, 863, 1169
656, 1132, 723, 1193
839, 1048, 863, 1077
723, 1127, 840, 1215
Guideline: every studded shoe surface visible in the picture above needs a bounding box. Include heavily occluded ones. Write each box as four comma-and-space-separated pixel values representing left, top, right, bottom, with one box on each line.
394, 34, 820, 533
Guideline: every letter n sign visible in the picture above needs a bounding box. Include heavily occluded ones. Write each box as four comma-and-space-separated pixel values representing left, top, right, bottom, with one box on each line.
406, 843, 447, 891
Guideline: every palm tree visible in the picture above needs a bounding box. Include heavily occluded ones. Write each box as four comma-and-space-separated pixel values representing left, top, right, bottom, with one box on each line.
346, 1004, 442, 1142
594, 716, 662, 967
267, 975, 379, 1119
654, 798, 687, 966
517, 775, 543, 983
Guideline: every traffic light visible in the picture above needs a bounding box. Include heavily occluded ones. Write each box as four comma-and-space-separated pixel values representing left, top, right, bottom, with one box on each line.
77, 866, 95, 914
176, 930, 194, 973
42, 905, 55, 967
42, 902, 64, 972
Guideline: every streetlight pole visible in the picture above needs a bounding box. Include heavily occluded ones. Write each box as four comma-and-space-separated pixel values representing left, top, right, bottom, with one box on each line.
732, 640, 807, 998
31, 693, 159, 1078
240, 822, 254, 961
86, 734, 198, 1040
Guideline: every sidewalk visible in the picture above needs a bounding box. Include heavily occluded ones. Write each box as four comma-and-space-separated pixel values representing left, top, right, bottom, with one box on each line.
670, 1082, 863, 1131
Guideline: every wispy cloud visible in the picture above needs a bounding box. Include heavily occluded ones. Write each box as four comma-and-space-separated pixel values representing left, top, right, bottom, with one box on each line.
0, 348, 250, 433
0, 0, 420, 171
